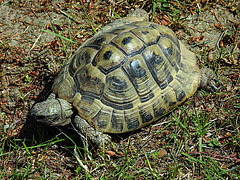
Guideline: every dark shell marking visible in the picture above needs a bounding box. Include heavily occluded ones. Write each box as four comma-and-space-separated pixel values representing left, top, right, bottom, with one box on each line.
52, 21, 200, 133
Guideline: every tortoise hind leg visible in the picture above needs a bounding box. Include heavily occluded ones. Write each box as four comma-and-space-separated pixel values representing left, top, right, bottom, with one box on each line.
199, 68, 218, 91
74, 115, 111, 147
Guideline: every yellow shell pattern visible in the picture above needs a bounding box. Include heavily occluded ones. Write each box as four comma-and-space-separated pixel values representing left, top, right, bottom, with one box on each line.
52, 21, 200, 133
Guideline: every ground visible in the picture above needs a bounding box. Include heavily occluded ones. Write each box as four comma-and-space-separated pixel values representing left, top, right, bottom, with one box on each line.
0, 0, 240, 179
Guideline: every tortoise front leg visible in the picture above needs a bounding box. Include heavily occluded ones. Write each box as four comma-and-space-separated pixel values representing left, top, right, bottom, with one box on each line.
74, 115, 111, 147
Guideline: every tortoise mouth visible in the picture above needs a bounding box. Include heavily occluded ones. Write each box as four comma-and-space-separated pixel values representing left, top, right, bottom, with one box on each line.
28, 109, 58, 126
34, 115, 46, 121
37, 115, 61, 126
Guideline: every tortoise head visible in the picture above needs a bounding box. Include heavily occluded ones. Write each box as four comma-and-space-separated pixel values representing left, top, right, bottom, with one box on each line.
29, 93, 73, 126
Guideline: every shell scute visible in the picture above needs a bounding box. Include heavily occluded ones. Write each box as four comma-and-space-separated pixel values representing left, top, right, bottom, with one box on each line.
112, 32, 145, 55
102, 69, 138, 110
131, 27, 160, 45
150, 24, 180, 48
52, 66, 76, 101
92, 106, 112, 132
73, 94, 101, 122
84, 33, 116, 49
152, 98, 166, 118
138, 103, 154, 125
75, 64, 105, 96
92, 44, 126, 74
69, 47, 97, 75
124, 109, 140, 131
111, 110, 124, 132
158, 37, 180, 72
122, 54, 158, 103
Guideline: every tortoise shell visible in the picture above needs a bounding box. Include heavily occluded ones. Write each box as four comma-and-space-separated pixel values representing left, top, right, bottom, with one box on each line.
52, 20, 200, 133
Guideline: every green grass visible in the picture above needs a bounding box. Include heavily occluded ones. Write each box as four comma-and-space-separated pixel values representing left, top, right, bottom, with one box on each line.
1, 104, 239, 179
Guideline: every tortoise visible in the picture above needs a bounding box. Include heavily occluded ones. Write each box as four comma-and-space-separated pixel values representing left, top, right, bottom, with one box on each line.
29, 9, 216, 146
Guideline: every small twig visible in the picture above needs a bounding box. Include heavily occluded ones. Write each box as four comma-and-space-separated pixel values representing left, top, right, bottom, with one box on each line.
74, 145, 89, 173
89, 0, 93, 12
21, 21, 42, 27
19, 14, 28, 22
228, 19, 240, 45
28, 34, 42, 55
216, 30, 228, 50
31, 8, 39, 18
189, 26, 202, 32
229, 19, 239, 25
212, 9, 220, 22
233, 24, 240, 45
191, 40, 211, 47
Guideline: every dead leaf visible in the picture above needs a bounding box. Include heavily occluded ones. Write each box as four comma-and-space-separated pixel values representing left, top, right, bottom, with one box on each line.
152, 149, 168, 158
158, 149, 167, 157
105, 150, 119, 158
214, 23, 223, 29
